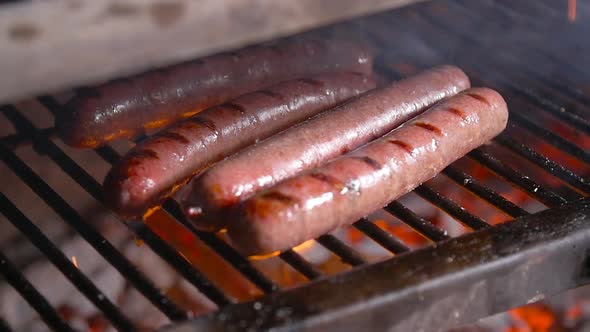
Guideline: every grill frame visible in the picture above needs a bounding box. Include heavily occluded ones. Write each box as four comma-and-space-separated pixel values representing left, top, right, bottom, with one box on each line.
0, 0, 589, 331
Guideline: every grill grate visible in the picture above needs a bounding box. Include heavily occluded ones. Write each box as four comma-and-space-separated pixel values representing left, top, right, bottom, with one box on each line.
0, 0, 589, 331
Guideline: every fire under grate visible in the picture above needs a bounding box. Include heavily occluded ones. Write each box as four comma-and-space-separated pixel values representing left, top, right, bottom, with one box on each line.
0, 0, 589, 331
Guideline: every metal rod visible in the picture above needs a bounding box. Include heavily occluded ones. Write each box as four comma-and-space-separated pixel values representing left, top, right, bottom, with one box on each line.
39, 97, 282, 294
0, 193, 151, 327
384, 201, 449, 242
0, 127, 56, 149
0, 144, 180, 329
279, 250, 323, 280
414, 185, 490, 230
353, 219, 410, 254
161, 200, 280, 293
0, 250, 78, 332
316, 235, 367, 266
0, 317, 13, 332
441, 165, 530, 218
1, 105, 232, 308
468, 149, 568, 207
495, 134, 590, 195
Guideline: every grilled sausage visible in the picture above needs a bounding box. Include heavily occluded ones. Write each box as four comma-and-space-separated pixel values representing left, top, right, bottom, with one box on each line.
57, 39, 373, 148
183, 65, 470, 230
228, 88, 509, 255
103, 72, 376, 218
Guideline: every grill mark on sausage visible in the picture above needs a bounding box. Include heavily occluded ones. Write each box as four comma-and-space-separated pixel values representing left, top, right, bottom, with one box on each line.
189, 58, 205, 66
157, 132, 190, 144
297, 78, 325, 87
221, 102, 247, 115
388, 140, 414, 154
268, 45, 284, 55
225, 51, 242, 61
445, 107, 468, 120
130, 149, 159, 160
258, 90, 285, 100
191, 117, 218, 134
349, 156, 382, 170
414, 122, 443, 136
258, 191, 299, 205
465, 93, 491, 106
308, 172, 344, 188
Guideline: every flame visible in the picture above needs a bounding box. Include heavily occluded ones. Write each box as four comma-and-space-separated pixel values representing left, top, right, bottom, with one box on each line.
248, 251, 281, 260
568, 0, 576, 22
293, 240, 316, 253
71, 256, 79, 268
145, 209, 262, 301
506, 304, 556, 332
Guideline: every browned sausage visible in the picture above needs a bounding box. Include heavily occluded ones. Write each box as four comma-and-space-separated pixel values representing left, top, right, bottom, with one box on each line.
57, 39, 373, 148
228, 88, 509, 255
182, 65, 470, 230
103, 72, 375, 218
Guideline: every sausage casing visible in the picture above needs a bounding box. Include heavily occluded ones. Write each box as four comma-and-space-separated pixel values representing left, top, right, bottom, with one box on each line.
57, 39, 373, 148
228, 88, 509, 255
103, 72, 376, 218
183, 65, 470, 230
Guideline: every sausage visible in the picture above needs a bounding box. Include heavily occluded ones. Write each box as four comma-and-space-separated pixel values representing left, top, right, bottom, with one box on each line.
57, 39, 373, 148
182, 65, 470, 230
103, 72, 376, 218
227, 88, 508, 255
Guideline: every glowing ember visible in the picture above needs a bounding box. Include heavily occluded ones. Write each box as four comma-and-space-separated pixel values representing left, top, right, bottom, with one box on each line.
506, 304, 556, 332
71, 256, 79, 268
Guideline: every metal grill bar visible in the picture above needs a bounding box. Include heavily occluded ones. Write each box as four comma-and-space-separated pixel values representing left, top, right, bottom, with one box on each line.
0, 127, 55, 149
0, 317, 13, 332
278, 251, 322, 280
353, 219, 410, 254
448, 1, 590, 121
468, 149, 568, 207
0, 251, 77, 332
161, 200, 280, 293
0, 145, 161, 330
495, 135, 590, 195
400, 15, 590, 166
316, 235, 366, 266
414, 185, 490, 230
441, 166, 530, 218
385, 201, 449, 242
0, 193, 144, 328
1, 105, 231, 309
508, 111, 590, 165
454, 0, 590, 84
39, 97, 282, 294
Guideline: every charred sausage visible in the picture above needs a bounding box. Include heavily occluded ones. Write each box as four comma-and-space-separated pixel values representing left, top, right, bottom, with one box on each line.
228, 88, 509, 255
182, 65, 470, 230
57, 39, 373, 148
103, 72, 375, 218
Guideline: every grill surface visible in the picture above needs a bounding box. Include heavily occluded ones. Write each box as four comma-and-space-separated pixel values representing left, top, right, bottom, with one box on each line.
1, 0, 589, 331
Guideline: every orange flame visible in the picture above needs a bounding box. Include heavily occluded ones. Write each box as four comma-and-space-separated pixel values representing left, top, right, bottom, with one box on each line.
71, 256, 79, 268
506, 304, 556, 332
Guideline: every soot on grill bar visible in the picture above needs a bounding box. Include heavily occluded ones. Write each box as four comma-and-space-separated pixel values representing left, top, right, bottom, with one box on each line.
0, 0, 589, 331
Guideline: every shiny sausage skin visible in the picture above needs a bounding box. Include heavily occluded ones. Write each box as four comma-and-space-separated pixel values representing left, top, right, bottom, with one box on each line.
183, 65, 470, 230
103, 72, 376, 218
228, 88, 509, 255
57, 39, 373, 148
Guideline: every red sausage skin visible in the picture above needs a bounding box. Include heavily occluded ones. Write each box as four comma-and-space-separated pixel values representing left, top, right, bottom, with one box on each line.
58, 39, 373, 148
103, 72, 376, 218
229, 88, 508, 255
183, 65, 470, 230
